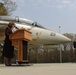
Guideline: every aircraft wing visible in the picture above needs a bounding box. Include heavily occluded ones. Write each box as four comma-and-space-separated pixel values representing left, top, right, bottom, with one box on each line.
0, 20, 9, 43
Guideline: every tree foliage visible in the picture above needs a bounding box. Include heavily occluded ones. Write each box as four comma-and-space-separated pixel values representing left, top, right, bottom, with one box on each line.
0, 0, 17, 15
0, 3, 8, 15
63, 33, 72, 39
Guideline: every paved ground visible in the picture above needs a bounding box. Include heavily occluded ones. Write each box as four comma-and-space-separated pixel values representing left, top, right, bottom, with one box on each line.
0, 63, 76, 75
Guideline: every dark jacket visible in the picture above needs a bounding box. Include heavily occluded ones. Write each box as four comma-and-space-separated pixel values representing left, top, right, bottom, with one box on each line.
3, 27, 14, 58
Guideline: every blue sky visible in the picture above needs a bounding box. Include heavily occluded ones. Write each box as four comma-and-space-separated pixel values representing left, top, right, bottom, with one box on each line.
11, 0, 76, 34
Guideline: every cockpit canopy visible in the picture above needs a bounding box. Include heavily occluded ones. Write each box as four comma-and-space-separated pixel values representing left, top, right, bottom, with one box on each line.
32, 21, 45, 29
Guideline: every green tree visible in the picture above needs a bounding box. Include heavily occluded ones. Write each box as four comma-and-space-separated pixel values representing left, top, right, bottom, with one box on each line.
0, 0, 17, 15
63, 33, 74, 62
0, 3, 8, 15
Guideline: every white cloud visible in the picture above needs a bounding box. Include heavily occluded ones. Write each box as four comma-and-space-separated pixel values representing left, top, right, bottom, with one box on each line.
13, 0, 76, 9
62, 0, 71, 4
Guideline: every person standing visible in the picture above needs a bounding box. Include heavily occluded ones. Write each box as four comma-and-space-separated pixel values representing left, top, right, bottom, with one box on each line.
2, 21, 15, 66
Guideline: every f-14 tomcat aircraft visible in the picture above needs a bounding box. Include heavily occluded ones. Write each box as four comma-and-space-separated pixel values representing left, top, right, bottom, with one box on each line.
0, 16, 71, 49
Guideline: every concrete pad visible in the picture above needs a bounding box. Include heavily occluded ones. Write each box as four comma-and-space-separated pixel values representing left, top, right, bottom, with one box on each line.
0, 63, 76, 75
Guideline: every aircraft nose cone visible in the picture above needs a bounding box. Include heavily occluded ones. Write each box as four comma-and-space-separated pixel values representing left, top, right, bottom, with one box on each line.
57, 33, 71, 43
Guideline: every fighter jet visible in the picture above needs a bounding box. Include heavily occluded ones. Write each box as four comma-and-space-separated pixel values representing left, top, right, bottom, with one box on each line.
0, 16, 71, 49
